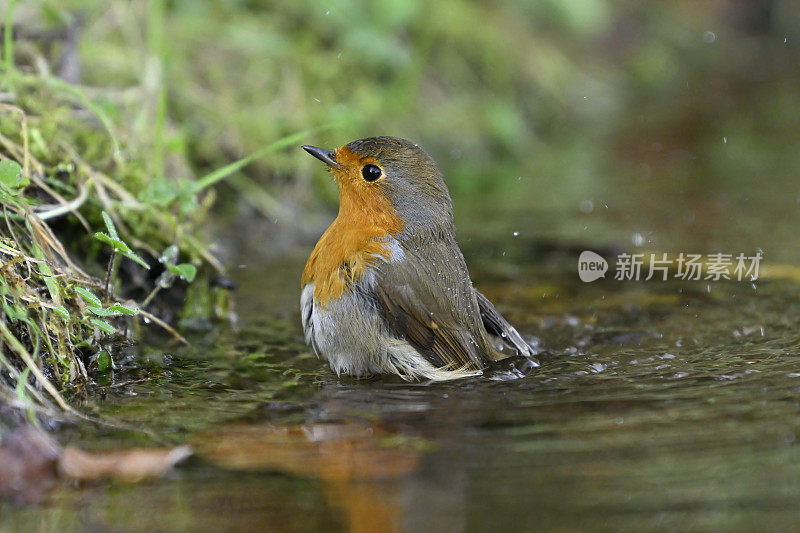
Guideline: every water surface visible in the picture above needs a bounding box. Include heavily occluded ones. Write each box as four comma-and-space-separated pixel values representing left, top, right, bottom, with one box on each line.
3, 213, 799, 531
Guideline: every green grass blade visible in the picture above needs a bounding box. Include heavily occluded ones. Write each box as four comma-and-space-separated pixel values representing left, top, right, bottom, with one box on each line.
190, 121, 348, 194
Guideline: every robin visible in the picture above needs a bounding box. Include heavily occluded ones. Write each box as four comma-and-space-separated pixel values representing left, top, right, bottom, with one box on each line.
301, 136, 537, 381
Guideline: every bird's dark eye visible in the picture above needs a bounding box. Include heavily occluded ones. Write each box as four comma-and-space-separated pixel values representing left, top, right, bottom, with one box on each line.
361, 164, 382, 182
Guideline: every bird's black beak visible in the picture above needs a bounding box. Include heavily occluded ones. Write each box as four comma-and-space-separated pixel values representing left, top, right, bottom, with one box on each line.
302, 145, 341, 168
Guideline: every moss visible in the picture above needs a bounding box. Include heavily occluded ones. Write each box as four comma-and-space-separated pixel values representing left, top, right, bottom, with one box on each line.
0, 5, 224, 417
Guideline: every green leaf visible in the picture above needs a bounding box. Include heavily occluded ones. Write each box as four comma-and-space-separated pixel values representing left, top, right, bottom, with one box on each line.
89, 302, 138, 317
75, 286, 102, 308
167, 263, 197, 282
94, 232, 132, 253
0, 160, 28, 190
96, 350, 111, 372
91, 319, 115, 334
101, 211, 120, 240
121, 249, 150, 269
88, 305, 113, 317
53, 305, 70, 319
107, 303, 139, 315
94, 232, 150, 269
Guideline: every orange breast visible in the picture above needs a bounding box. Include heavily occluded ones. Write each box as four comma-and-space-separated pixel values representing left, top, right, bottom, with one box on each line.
301, 146, 404, 306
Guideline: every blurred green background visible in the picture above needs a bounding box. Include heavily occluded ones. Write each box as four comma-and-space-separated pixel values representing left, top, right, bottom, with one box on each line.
7, 0, 800, 260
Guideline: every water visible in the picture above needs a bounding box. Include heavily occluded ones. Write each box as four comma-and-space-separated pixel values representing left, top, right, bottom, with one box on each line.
2, 217, 800, 530
4, 127, 800, 529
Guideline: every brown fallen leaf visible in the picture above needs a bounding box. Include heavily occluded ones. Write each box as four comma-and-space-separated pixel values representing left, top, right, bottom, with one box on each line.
0, 424, 192, 505
58, 445, 193, 483
0, 426, 61, 505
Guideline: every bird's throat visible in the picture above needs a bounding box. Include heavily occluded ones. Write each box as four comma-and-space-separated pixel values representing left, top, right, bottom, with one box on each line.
301, 179, 404, 307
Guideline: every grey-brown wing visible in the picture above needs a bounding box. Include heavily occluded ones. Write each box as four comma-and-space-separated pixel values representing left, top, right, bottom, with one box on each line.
372, 242, 491, 370
474, 289, 535, 358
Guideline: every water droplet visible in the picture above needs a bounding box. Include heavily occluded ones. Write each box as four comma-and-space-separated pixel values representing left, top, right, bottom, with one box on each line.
579, 200, 594, 213
702, 31, 717, 43
632, 233, 645, 247
723, 136, 727, 144
313, 97, 321, 103
512, 231, 520, 237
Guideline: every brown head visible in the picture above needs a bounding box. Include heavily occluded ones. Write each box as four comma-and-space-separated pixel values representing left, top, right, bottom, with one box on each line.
302, 136, 456, 241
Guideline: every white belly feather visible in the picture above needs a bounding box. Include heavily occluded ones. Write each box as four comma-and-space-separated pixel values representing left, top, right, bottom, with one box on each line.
300, 240, 479, 381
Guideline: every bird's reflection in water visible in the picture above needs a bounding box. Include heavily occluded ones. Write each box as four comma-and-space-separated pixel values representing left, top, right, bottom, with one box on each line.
193, 383, 470, 532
